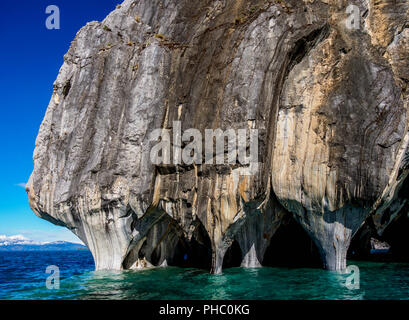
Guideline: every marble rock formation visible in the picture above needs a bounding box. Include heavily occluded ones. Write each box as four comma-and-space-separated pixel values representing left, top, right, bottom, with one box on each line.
27, 0, 409, 273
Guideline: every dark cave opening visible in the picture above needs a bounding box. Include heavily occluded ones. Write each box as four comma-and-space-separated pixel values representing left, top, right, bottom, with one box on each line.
147, 219, 214, 269
122, 218, 213, 271
348, 212, 409, 263
171, 222, 213, 270
150, 243, 163, 266
348, 221, 378, 260
186, 222, 213, 270
222, 240, 242, 269
381, 213, 409, 262
122, 238, 147, 270
169, 238, 190, 267
378, 176, 409, 261
262, 217, 322, 268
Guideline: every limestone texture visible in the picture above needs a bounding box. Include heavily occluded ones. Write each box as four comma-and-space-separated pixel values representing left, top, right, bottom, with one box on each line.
27, 0, 409, 273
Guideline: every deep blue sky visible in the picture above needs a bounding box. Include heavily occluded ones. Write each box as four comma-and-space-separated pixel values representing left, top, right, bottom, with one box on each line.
0, 0, 119, 243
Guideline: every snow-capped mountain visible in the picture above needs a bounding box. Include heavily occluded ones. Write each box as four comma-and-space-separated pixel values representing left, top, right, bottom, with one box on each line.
0, 235, 41, 246
0, 235, 87, 251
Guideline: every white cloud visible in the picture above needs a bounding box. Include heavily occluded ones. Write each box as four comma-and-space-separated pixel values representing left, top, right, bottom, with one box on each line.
0, 234, 29, 241
4, 235, 29, 241
0, 234, 38, 246
13, 229, 84, 245
16, 182, 27, 188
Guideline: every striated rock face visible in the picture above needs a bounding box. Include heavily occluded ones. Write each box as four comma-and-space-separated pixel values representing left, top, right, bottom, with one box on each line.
27, 0, 409, 273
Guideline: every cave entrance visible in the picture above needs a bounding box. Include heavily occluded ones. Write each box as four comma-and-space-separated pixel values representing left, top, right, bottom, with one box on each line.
347, 213, 409, 263
122, 215, 186, 270
222, 240, 242, 269
262, 216, 321, 268
170, 220, 213, 270
122, 238, 147, 270
378, 177, 409, 262
381, 213, 409, 262
123, 217, 213, 271
347, 220, 389, 261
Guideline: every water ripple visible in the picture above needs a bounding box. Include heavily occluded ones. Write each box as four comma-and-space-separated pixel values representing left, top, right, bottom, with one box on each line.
0, 252, 408, 300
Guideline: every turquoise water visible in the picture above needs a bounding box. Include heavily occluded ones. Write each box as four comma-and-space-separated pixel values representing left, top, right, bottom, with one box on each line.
1, 251, 409, 300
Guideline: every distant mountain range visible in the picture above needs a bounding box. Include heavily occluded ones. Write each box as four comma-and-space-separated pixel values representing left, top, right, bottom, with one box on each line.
0, 235, 88, 251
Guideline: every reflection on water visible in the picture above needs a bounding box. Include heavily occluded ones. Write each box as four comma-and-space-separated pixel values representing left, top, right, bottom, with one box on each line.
70, 265, 407, 300
0, 251, 408, 300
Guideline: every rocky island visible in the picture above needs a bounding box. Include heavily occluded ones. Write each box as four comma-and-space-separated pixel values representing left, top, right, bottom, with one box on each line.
27, 0, 409, 274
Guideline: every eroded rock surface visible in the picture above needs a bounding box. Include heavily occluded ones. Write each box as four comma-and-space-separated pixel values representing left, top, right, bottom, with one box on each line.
27, 0, 409, 272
